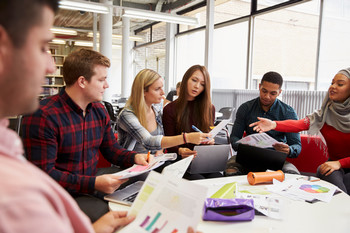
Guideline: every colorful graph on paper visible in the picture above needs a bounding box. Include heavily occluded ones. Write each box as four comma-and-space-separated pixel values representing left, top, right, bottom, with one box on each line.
139, 212, 175, 233
299, 184, 330, 193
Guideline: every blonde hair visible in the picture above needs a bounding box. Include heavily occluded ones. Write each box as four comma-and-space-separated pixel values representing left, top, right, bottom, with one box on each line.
125, 69, 162, 128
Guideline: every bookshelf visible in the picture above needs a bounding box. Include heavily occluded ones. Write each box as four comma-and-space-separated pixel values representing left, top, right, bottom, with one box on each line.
41, 54, 66, 99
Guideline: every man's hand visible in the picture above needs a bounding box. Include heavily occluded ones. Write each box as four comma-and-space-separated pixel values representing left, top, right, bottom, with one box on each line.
273, 142, 290, 155
249, 117, 277, 133
134, 153, 154, 166
319, 161, 341, 176
178, 147, 197, 159
92, 211, 135, 233
95, 175, 128, 194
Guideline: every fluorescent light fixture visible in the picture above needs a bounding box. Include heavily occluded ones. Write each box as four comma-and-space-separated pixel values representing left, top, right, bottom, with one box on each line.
87, 32, 143, 42
59, 0, 110, 14
74, 40, 94, 47
51, 27, 77, 36
50, 39, 66, 45
74, 40, 121, 49
122, 8, 198, 26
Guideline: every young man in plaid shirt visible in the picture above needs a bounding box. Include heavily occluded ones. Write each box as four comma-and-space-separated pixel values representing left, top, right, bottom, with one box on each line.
21, 49, 151, 222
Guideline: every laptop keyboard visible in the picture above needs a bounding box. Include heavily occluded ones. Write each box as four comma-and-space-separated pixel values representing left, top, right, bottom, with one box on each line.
122, 192, 138, 203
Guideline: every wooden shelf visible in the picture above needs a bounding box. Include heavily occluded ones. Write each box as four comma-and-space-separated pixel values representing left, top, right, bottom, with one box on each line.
51, 54, 66, 57
42, 84, 65, 88
46, 74, 63, 78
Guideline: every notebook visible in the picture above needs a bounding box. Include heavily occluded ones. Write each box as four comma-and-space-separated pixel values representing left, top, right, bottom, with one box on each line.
236, 143, 287, 172
188, 144, 231, 174
104, 155, 194, 206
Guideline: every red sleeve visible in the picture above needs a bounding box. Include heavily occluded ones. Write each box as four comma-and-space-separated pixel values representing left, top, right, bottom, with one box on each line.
275, 117, 310, 133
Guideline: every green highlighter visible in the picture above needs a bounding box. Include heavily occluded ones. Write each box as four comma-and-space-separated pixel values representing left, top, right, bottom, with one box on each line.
210, 182, 237, 199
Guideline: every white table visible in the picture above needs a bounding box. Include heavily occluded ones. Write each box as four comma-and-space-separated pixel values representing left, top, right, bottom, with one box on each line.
109, 174, 350, 233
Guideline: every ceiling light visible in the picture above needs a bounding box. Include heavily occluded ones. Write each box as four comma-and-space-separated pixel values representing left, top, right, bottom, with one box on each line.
59, 0, 110, 14
51, 27, 77, 36
50, 39, 66, 45
87, 32, 143, 42
74, 40, 122, 49
122, 8, 198, 26
74, 40, 94, 47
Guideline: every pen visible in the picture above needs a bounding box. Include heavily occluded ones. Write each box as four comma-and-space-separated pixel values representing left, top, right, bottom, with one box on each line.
147, 151, 150, 163
192, 125, 209, 140
191, 125, 203, 133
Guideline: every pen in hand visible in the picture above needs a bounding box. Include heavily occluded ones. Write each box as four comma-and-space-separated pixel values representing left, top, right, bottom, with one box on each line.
146, 151, 150, 163
191, 125, 210, 140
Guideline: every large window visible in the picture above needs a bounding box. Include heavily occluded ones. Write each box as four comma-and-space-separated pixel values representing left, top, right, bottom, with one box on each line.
175, 30, 205, 83
252, 1, 320, 90
212, 22, 249, 89
317, 0, 350, 90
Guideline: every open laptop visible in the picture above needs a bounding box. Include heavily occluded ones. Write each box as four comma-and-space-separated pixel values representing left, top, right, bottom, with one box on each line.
188, 144, 231, 174
236, 143, 287, 172
104, 155, 193, 206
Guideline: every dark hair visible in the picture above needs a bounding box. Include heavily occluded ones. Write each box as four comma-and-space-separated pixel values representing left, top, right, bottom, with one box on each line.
0, 0, 58, 48
63, 49, 110, 86
261, 71, 283, 88
175, 65, 213, 133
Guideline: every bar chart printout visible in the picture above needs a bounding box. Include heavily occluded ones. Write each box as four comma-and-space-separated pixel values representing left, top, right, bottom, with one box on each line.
119, 171, 208, 233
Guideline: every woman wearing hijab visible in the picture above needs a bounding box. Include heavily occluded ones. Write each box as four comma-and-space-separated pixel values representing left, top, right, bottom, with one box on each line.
249, 68, 350, 193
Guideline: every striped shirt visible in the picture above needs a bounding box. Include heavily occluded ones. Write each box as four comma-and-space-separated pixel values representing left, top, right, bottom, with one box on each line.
117, 105, 163, 153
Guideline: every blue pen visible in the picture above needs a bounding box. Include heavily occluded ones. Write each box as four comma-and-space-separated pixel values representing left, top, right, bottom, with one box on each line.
192, 125, 203, 133
192, 125, 210, 140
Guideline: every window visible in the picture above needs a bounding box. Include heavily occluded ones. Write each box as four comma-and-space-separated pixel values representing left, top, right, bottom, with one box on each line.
212, 22, 249, 89
317, 0, 350, 90
252, 0, 320, 90
175, 30, 205, 82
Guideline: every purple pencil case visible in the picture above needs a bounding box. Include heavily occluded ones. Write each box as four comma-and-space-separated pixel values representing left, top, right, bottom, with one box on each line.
203, 198, 255, 221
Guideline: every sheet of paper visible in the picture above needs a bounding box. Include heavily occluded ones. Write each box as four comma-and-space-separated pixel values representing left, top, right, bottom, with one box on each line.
161, 155, 193, 179
113, 153, 177, 179
267, 178, 336, 203
236, 184, 286, 219
119, 171, 208, 233
206, 119, 230, 140
237, 132, 279, 148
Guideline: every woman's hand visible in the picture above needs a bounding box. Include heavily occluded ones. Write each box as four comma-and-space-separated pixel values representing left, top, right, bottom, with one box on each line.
186, 132, 212, 144
249, 117, 277, 133
201, 138, 215, 145
178, 147, 197, 158
319, 161, 341, 176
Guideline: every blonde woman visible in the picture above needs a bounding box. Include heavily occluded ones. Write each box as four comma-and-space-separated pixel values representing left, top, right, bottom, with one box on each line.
117, 69, 210, 155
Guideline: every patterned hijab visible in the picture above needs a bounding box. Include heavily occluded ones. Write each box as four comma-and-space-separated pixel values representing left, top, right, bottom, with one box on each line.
307, 68, 350, 134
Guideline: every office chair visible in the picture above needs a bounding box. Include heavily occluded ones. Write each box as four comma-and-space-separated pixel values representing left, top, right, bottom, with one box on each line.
103, 101, 117, 132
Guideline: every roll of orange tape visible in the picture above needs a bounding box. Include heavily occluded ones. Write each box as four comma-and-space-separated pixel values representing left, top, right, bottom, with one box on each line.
247, 170, 285, 185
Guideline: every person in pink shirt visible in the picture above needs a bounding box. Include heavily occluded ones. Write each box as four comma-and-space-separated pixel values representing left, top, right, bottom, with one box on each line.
250, 68, 350, 194
0, 1, 202, 232
0, 0, 134, 232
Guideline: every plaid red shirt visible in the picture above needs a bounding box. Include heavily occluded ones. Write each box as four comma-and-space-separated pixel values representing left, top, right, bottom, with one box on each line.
21, 90, 136, 194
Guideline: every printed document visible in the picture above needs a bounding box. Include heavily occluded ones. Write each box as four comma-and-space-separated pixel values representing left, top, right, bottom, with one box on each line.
119, 171, 208, 233
237, 132, 279, 148
113, 153, 177, 179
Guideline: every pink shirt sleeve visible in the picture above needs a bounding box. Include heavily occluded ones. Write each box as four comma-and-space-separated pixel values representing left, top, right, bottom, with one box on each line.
275, 118, 310, 133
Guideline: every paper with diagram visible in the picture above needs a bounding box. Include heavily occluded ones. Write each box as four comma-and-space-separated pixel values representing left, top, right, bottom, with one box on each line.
237, 132, 279, 148
119, 171, 208, 233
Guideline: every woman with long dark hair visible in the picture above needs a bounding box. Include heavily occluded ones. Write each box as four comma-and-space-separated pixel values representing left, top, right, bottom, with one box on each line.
163, 65, 222, 180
